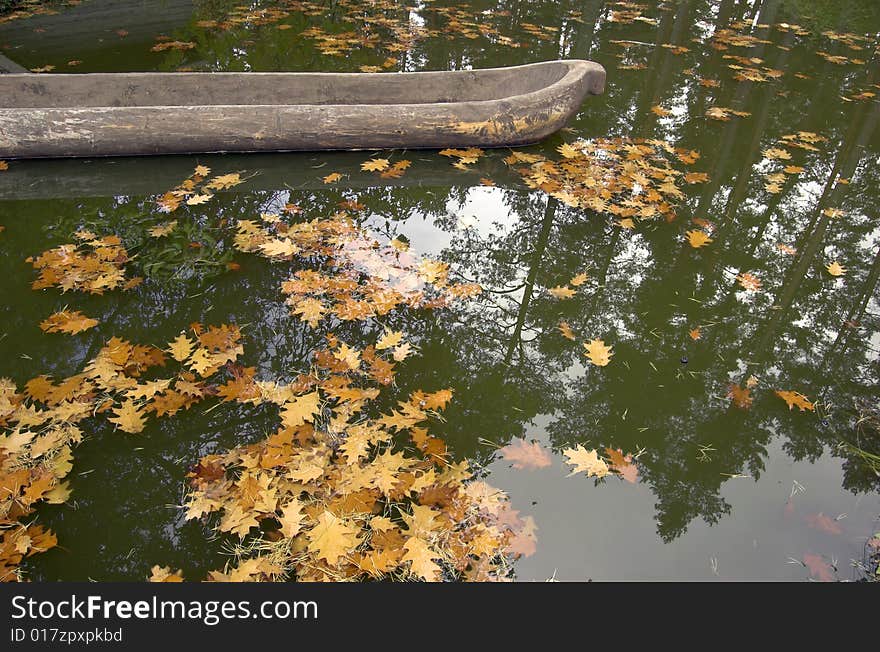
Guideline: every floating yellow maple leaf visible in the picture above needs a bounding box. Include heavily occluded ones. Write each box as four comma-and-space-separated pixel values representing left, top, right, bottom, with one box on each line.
775, 390, 815, 412
108, 399, 147, 434
558, 321, 576, 341
290, 297, 326, 328
557, 142, 582, 158
392, 343, 413, 361
204, 172, 243, 190
149, 566, 184, 582
826, 261, 846, 276
563, 445, 610, 478
684, 172, 710, 184
149, 220, 178, 238
706, 107, 731, 121
401, 536, 442, 581
651, 104, 671, 117
278, 501, 305, 539
686, 229, 713, 248
306, 511, 363, 566
186, 194, 213, 206
583, 339, 613, 366
334, 342, 361, 370
39, 310, 99, 335
763, 147, 792, 160
548, 285, 576, 299
280, 391, 321, 428
258, 238, 299, 258
167, 333, 195, 362
380, 160, 412, 179
361, 158, 390, 172
376, 330, 404, 350
736, 272, 762, 291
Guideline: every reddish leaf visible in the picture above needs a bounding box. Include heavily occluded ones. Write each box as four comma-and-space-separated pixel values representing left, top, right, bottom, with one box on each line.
499, 438, 552, 470
803, 553, 834, 582
805, 513, 842, 535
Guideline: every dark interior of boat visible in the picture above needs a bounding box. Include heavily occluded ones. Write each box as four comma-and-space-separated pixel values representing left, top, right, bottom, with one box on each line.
0, 62, 571, 108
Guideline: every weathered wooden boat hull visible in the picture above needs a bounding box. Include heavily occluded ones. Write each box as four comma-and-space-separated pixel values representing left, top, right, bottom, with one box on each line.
0, 60, 604, 159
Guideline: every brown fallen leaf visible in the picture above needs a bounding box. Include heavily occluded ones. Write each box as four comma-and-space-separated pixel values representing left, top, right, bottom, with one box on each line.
605, 448, 639, 483
803, 553, 834, 581
736, 272, 762, 291
727, 384, 753, 409
805, 513, 842, 535
39, 310, 99, 335
651, 104, 671, 117
558, 321, 576, 341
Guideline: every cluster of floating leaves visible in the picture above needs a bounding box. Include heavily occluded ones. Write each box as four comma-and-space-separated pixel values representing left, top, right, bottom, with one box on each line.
0, 0, 77, 25
0, 322, 242, 579
725, 379, 815, 413
39, 310, 98, 335
26, 232, 142, 294
155, 165, 245, 213
2, 171, 533, 581
150, 340, 534, 582
759, 132, 826, 194
506, 138, 706, 225
233, 210, 481, 330
607, 2, 658, 27
610, 6, 875, 89
157, 0, 570, 69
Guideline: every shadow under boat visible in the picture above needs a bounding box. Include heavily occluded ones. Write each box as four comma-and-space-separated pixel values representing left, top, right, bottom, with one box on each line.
0, 150, 522, 200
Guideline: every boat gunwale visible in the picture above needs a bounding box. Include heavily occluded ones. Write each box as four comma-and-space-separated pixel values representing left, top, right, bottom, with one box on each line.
0, 60, 603, 110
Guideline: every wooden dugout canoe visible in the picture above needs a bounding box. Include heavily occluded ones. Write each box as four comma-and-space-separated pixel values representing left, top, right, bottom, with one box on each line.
0, 59, 605, 159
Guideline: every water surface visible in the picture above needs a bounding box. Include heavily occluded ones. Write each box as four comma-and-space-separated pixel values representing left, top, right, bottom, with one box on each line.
1, 0, 879, 581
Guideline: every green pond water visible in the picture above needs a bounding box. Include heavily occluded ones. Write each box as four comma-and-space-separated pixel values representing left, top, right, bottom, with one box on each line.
1, 0, 879, 581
